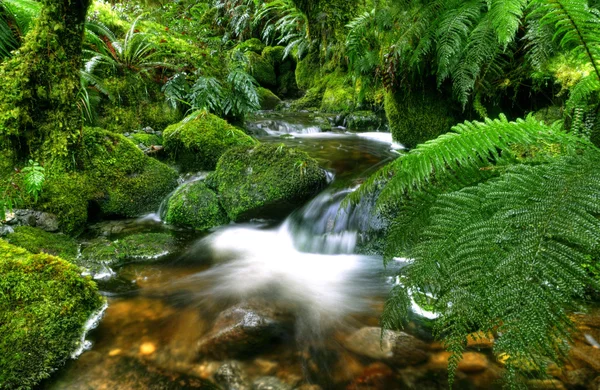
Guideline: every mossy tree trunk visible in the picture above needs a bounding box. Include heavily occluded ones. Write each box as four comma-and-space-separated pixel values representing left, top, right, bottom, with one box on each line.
0, 0, 91, 165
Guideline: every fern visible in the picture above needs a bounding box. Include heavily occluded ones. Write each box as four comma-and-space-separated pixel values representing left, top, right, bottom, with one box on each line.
354, 114, 590, 209
386, 150, 600, 385
488, 0, 528, 48
20, 160, 44, 202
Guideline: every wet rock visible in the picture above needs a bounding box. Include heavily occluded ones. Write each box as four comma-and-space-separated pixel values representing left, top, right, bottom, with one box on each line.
295, 385, 322, 390
0, 224, 13, 236
215, 361, 250, 390
252, 376, 291, 390
7, 209, 60, 232
561, 368, 596, 388
527, 379, 566, 390
429, 351, 489, 373
346, 362, 396, 390
466, 331, 494, 349
344, 327, 429, 366
345, 111, 383, 131
164, 181, 229, 231
197, 302, 292, 359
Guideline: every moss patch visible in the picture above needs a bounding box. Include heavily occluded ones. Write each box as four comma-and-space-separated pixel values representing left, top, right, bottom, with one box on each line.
258, 87, 282, 110
81, 128, 179, 218
246, 51, 277, 88
384, 89, 458, 148
214, 143, 328, 221
0, 240, 104, 389
164, 110, 257, 172
5, 226, 79, 262
235, 38, 266, 54
131, 133, 163, 147
80, 233, 176, 265
165, 181, 228, 230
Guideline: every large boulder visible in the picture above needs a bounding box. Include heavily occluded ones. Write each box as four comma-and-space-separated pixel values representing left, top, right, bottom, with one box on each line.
258, 87, 282, 110
384, 89, 458, 148
80, 127, 179, 219
164, 181, 229, 230
0, 240, 104, 389
213, 144, 328, 221
164, 111, 257, 172
246, 52, 277, 88
197, 302, 293, 359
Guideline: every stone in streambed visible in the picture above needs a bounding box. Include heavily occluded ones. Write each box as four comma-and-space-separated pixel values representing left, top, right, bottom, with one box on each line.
164, 181, 229, 230
344, 327, 429, 366
80, 233, 176, 266
213, 144, 328, 221
252, 376, 291, 390
214, 361, 251, 390
197, 302, 292, 359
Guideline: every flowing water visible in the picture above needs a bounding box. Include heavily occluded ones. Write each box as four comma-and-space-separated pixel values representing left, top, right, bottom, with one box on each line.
41, 112, 600, 390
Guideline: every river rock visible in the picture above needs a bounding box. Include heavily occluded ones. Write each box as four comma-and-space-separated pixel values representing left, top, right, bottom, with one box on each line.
346, 362, 396, 390
252, 376, 291, 390
213, 144, 328, 221
197, 302, 292, 359
164, 181, 229, 230
344, 327, 429, 366
429, 351, 489, 373
344, 111, 383, 131
7, 209, 59, 232
214, 361, 250, 390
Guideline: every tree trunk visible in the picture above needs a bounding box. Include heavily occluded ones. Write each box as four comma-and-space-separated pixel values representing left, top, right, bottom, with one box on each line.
0, 0, 91, 165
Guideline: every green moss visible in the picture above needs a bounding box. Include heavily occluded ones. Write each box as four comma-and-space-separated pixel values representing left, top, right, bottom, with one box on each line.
80, 233, 176, 265
81, 127, 178, 218
345, 111, 383, 131
291, 86, 325, 110
384, 89, 458, 148
164, 181, 228, 230
321, 85, 355, 113
246, 51, 277, 88
235, 38, 266, 54
99, 105, 142, 133
5, 226, 79, 262
295, 51, 320, 91
262, 46, 285, 65
258, 87, 282, 110
534, 106, 563, 126
0, 240, 104, 389
38, 171, 92, 235
214, 143, 328, 221
164, 110, 257, 172
131, 133, 163, 147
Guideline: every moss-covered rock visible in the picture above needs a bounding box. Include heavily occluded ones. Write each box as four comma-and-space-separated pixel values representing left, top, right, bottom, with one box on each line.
384, 89, 458, 148
345, 111, 383, 131
235, 38, 266, 54
81, 128, 179, 218
295, 51, 320, 91
246, 51, 277, 88
80, 233, 176, 265
258, 87, 282, 110
5, 226, 79, 262
276, 59, 299, 97
130, 133, 163, 147
263, 46, 286, 65
0, 240, 104, 389
291, 86, 325, 110
99, 100, 181, 134
321, 85, 355, 113
214, 144, 328, 221
164, 111, 257, 172
164, 181, 228, 230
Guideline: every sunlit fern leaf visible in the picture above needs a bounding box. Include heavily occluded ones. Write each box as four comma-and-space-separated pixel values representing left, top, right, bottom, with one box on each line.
352, 114, 591, 210
488, 0, 528, 48
394, 150, 600, 385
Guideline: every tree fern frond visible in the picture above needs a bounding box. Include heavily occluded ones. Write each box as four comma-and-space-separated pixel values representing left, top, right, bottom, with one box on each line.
488, 0, 528, 48
398, 150, 600, 384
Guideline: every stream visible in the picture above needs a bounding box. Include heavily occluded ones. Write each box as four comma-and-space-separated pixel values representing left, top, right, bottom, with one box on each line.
41, 112, 597, 390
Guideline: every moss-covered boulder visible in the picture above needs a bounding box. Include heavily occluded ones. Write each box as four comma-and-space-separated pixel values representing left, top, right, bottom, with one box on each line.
258, 87, 282, 110
130, 132, 163, 147
321, 85, 355, 113
164, 181, 228, 230
0, 240, 104, 389
80, 233, 177, 265
164, 111, 257, 172
246, 52, 277, 88
5, 226, 79, 262
81, 127, 179, 218
345, 111, 383, 131
235, 38, 265, 54
213, 144, 328, 221
384, 89, 458, 148
295, 51, 320, 91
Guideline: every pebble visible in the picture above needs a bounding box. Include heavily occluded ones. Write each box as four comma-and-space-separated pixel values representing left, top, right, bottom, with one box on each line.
139, 342, 156, 355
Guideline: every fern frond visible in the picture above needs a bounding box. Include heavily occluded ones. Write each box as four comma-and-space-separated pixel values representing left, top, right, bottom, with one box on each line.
397, 150, 600, 384
488, 0, 528, 48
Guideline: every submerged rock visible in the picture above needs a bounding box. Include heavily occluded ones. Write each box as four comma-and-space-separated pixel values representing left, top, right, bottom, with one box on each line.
344, 327, 429, 366
164, 181, 229, 231
197, 302, 292, 359
252, 377, 291, 390
164, 110, 257, 172
0, 240, 104, 389
215, 361, 251, 390
213, 144, 328, 221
